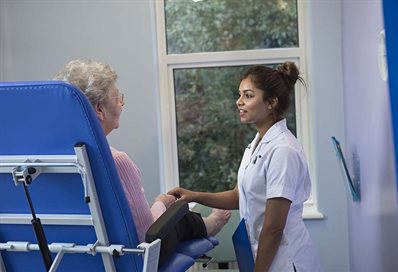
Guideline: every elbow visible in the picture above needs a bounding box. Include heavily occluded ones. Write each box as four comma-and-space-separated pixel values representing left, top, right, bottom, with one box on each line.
231, 191, 240, 209
261, 223, 285, 238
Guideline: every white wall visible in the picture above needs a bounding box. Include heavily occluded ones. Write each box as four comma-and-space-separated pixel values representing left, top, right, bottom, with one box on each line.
305, 1, 349, 271
0, 0, 163, 204
0, 1, 350, 271
342, 1, 398, 271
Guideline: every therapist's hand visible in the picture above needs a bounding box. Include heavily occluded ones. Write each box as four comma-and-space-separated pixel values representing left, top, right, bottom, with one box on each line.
167, 187, 197, 203
155, 194, 176, 209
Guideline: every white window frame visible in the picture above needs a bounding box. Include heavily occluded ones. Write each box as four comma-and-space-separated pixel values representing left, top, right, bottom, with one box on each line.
154, 0, 323, 219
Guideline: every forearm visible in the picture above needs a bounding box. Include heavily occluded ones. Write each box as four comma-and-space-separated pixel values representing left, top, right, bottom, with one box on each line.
150, 201, 167, 221
254, 197, 291, 271
254, 228, 283, 272
194, 189, 239, 210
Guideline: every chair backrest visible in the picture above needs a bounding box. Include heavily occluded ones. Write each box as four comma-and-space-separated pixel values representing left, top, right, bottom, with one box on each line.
0, 81, 143, 271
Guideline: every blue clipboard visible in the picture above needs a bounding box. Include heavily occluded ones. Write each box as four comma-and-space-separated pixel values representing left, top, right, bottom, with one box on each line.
232, 218, 255, 272
331, 136, 360, 201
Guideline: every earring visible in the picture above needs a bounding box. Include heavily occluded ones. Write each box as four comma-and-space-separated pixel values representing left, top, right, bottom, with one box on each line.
268, 106, 272, 110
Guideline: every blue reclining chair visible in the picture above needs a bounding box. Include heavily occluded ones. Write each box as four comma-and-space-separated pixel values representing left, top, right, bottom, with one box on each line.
0, 81, 217, 271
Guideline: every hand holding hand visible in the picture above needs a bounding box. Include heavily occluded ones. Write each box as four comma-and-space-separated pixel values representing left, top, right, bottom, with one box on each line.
167, 187, 197, 203
155, 194, 176, 209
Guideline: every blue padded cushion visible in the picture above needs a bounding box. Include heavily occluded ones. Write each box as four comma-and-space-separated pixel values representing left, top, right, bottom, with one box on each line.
158, 252, 194, 272
175, 238, 214, 259
206, 236, 220, 247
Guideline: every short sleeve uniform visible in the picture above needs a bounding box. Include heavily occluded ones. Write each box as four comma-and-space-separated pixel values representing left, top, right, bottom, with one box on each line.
237, 119, 322, 271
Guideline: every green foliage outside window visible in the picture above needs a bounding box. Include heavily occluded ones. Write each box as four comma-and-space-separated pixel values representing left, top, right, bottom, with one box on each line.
165, 0, 298, 54
174, 66, 296, 192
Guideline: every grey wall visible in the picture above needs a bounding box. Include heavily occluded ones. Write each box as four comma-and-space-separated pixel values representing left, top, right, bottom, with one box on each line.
0, 0, 163, 204
0, 1, 350, 271
305, 1, 349, 271
342, 1, 398, 271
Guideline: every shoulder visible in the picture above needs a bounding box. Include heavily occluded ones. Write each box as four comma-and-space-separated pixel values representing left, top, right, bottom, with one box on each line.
273, 129, 303, 153
277, 138, 299, 153
110, 147, 130, 161
266, 132, 306, 167
110, 147, 140, 172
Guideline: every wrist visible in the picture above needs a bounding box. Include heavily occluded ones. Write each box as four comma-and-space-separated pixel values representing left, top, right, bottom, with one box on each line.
192, 191, 203, 203
151, 201, 167, 220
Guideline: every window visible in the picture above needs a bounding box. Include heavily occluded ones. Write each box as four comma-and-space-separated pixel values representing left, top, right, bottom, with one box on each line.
155, 0, 322, 218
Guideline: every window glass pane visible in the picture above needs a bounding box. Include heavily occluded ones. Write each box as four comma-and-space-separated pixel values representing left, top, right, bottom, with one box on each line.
165, 0, 298, 54
174, 65, 296, 192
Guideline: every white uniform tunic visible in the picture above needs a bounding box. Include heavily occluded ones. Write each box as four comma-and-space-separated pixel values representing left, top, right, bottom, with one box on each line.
237, 119, 322, 271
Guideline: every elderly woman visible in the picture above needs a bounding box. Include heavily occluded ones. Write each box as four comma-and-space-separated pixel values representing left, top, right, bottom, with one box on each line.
53, 59, 230, 264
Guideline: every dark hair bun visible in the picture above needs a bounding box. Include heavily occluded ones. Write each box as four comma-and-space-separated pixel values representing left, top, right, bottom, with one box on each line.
276, 61, 299, 86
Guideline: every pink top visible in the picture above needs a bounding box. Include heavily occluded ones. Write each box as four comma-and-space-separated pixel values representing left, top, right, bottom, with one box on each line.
111, 147, 166, 242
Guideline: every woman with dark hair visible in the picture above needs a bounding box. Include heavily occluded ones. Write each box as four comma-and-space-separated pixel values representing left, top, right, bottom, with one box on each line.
169, 62, 322, 271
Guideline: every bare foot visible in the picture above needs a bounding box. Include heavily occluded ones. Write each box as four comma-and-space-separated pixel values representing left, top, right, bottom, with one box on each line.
203, 209, 232, 236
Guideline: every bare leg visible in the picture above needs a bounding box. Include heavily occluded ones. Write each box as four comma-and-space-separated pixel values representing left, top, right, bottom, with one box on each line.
203, 209, 232, 236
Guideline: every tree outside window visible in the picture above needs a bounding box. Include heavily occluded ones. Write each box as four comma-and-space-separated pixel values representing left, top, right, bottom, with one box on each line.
165, 0, 298, 54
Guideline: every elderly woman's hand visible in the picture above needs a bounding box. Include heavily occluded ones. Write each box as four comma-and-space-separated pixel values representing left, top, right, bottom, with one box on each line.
155, 194, 177, 209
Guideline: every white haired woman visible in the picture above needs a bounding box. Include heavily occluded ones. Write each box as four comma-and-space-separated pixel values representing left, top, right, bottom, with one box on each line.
54, 59, 231, 264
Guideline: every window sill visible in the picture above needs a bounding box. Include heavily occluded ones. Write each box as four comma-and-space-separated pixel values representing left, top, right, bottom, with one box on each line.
303, 202, 324, 219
